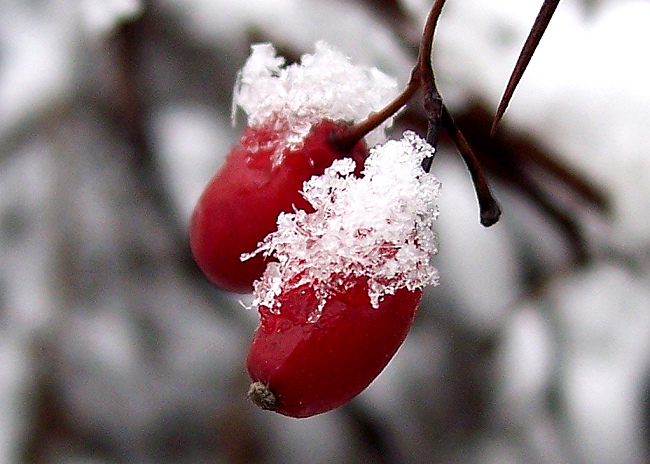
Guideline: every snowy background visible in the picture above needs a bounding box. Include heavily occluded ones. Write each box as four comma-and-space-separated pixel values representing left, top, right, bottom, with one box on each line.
1, 0, 649, 463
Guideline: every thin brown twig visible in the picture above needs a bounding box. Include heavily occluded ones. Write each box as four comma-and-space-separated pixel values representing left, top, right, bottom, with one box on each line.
442, 106, 502, 226
418, 0, 446, 161
333, 75, 420, 150
333, 0, 448, 150
491, 0, 561, 135
335, 0, 503, 227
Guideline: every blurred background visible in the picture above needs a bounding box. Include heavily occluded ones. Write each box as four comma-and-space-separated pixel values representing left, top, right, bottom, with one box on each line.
1, 0, 650, 462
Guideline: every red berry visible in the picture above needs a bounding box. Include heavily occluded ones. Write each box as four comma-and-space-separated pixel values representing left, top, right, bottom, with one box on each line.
246, 276, 422, 418
189, 119, 368, 292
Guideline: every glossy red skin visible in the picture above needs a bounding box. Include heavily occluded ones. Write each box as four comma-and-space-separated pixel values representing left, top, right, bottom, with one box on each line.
189, 120, 368, 293
246, 279, 422, 418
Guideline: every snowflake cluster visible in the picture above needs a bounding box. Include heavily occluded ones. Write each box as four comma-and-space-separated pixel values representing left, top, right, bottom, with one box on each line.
243, 131, 441, 320
232, 41, 399, 150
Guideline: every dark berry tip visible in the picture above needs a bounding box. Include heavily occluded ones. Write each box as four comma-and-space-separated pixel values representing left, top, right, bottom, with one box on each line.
248, 381, 278, 411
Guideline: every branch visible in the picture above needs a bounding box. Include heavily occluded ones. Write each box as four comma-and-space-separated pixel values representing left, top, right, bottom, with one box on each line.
442, 106, 502, 226
491, 0, 561, 135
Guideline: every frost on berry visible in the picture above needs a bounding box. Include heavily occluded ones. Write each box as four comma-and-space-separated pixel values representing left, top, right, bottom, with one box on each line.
243, 131, 441, 321
232, 42, 399, 152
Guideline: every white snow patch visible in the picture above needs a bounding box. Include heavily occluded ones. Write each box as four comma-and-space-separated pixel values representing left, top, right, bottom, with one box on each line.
232, 41, 399, 150
550, 263, 650, 464
244, 131, 441, 319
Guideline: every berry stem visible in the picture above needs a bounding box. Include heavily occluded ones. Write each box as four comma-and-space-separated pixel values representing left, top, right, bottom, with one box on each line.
333, 75, 420, 150
332, 0, 448, 151
333, 0, 502, 228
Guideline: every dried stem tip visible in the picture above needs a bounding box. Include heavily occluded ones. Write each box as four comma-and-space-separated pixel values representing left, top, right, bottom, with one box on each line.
248, 381, 278, 411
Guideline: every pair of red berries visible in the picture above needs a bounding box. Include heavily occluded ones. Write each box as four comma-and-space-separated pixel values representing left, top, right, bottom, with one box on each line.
189, 46, 437, 418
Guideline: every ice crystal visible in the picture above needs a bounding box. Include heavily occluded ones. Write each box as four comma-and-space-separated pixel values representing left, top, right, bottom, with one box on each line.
232, 42, 398, 150
243, 131, 441, 318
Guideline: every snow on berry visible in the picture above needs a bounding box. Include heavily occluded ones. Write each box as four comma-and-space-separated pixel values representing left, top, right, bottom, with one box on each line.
232, 41, 399, 152
190, 42, 397, 293
244, 130, 441, 321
